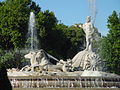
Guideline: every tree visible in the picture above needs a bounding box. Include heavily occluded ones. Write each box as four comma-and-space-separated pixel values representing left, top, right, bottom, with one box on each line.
50, 24, 69, 60
0, 0, 41, 69
36, 10, 58, 50
0, 0, 41, 50
64, 26, 85, 59
100, 11, 120, 74
92, 27, 101, 52
30, 1, 41, 14
0, 0, 88, 67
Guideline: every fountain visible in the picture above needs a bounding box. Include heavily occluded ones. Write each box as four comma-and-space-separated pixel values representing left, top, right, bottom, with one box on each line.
26, 12, 39, 51
7, 12, 120, 89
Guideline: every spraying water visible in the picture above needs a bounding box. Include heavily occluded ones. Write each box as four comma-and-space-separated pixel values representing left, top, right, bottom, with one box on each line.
26, 12, 39, 51
88, 0, 97, 25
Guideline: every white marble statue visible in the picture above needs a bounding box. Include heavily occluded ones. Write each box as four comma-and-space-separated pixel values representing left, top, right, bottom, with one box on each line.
22, 49, 52, 72
22, 49, 73, 72
57, 59, 72, 72
24, 49, 51, 67
78, 16, 94, 51
71, 16, 104, 71
24, 51, 38, 66
35, 49, 51, 66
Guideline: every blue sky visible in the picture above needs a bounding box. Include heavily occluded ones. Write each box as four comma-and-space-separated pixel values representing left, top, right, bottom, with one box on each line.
32, 0, 120, 36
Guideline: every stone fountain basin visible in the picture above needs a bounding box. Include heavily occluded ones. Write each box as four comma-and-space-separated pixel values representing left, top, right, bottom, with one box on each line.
13, 88, 120, 90
8, 71, 120, 88
9, 75, 120, 88
7, 70, 120, 78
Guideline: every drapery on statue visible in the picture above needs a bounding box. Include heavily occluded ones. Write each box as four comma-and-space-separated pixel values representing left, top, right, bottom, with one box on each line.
77, 16, 94, 51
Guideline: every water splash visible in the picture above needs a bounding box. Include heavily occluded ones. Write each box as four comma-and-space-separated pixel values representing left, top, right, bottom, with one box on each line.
26, 12, 39, 51
88, 0, 97, 24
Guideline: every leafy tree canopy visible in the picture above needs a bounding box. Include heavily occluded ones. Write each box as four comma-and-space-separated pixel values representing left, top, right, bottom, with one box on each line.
100, 11, 120, 74
0, 0, 40, 49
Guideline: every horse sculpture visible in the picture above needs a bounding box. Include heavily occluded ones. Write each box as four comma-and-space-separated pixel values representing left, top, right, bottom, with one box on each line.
21, 49, 51, 72
24, 51, 38, 66
21, 49, 73, 72
35, 49, 51, 66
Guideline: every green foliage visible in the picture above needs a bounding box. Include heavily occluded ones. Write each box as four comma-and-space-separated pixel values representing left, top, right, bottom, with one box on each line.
92, 27, 101, 52
36, 10, 57, 38
36, 12, 85, 60
0, 49, 29, 69
64, 26, 85, 58
45, 24, 68, 59
107, 11, 120, 29
36, 10, 58, 50
0, 50, 14, 68
0, 0, 41, 50
0, 0, 86, 67
38, 23, 85, 60
30, 1, 41, 14
100, 11, 120, 74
